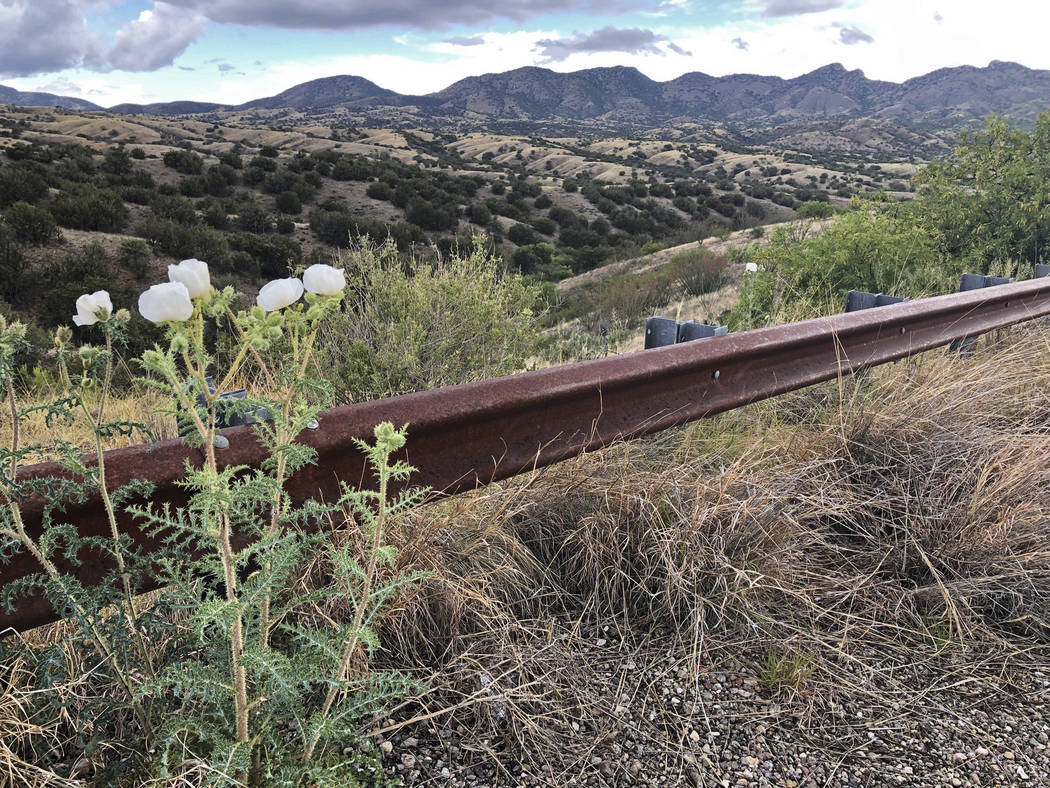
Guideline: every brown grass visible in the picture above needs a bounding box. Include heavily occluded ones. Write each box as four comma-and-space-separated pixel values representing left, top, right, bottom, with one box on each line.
5, 326, 1050, 781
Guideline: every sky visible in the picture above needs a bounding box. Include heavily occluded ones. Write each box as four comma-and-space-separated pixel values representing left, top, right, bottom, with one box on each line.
2, 0, 1050, 108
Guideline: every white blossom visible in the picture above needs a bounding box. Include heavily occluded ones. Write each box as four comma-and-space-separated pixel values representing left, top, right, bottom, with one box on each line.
72, 291, 113, 327
744, 262, 759, 273
168, 258, 211, 298
138, 282, 194, 323
302, 264, 346, 296
257, 278, 304, 312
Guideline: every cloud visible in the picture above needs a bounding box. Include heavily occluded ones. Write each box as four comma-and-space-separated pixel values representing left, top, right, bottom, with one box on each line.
105, 2, 207, 72
837, 24, 874, 45
161, 0, 642, 31
535, 26, 692, 62
763, 0, 842, 17
731, 36, 749, 50
0, 0, 101, 78
444, 35, 486, 46
218, 63, 236, 72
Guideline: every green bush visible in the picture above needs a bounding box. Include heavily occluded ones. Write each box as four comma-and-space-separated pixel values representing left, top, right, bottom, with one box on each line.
0, 163, 49, 208
727, 202, 954, 329
162, 149, 203, 174
119, 238, 151, 279
4, 201, 59, 245
275, 190, 302, 215
321, 236, 541, 403
0, 224, 30, 303
51, 184, 129, 233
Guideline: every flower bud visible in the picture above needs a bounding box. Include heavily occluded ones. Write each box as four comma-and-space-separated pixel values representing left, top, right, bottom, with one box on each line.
72, 291, 113, 327
257, 278, 304, 312
302, 264, 346, 296
138, 282, 194, 324
168, 258, 211, 299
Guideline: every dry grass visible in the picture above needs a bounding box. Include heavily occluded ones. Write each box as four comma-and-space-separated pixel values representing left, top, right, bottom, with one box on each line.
5, 327, 1050, 781
368, 326, 1050, 775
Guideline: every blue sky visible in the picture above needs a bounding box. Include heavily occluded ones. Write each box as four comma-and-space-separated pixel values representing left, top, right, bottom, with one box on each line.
2, 1, 1047, 107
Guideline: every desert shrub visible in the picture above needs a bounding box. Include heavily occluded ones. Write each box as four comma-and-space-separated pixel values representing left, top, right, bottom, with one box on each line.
118, 237, 151, 279
4, 201, 59, 245
667, 249, 730, 295
249, 155, 277, 172
101, 146, 133, 175
366, 181, 393, 201
0, 163, 49, 208
275, 189, 302, 215
321, 237, 540, 403
236, 201, 272, 233
406, 200, 458, 232
50, 184, 129, 233
796, 200, 835, 219
507, 222, 537, 246
150, 194, 197, 225
178, 175, 205, 197
534, 193, 553, 209
531, 216, 557, 235
162, 149, 203, 174
228, 231, 301, 278
0, 224, 30, 303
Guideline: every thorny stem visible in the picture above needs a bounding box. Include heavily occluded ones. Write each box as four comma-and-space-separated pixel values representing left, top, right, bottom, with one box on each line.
259, 321, 321, 648
304, 448, 389, 761
1, 379, 145, 725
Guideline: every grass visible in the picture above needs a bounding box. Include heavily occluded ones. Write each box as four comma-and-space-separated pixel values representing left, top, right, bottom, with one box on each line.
5, 325, 1050, 782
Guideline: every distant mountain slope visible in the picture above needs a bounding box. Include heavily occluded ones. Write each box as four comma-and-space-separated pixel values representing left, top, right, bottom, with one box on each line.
238, 75, 403, 110
0, 85, 100, 111
108, 100, 224, 115
104, 60, 1050, 128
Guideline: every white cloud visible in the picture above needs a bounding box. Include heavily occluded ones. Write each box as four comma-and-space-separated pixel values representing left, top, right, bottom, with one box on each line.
105, 3, 207, 72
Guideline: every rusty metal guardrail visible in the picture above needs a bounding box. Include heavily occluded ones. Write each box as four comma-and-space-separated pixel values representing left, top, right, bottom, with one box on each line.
6, 276, 1050, 631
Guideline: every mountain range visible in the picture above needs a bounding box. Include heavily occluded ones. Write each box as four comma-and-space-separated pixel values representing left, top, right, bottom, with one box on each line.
0, 84, 100, 111
4, 61, 1050, 129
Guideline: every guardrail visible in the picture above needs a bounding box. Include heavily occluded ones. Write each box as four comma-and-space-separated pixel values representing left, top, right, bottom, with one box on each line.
6, 276, 1050, 632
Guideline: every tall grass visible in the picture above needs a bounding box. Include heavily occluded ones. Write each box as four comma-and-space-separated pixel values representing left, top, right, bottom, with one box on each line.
6, 326, 1050, 782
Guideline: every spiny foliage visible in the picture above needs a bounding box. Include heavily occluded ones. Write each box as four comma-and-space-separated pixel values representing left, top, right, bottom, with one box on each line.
1, 269, 427, 784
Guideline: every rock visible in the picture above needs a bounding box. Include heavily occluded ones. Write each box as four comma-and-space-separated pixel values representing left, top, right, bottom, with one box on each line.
379, 741, 393, 756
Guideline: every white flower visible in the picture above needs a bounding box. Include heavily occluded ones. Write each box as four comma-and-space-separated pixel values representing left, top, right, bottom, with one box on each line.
257, 278, 304, 312
138, 282, 194, 323
72, 291, 113, 327
744, 262, 759, 274
302, 264, 346, 296
168, 258, 211, 298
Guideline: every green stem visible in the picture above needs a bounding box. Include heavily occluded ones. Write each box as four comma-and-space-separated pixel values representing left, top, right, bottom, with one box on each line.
304, 448, 388, 761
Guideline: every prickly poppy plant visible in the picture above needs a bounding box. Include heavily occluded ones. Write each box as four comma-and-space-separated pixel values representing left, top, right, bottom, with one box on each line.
1, 262, 427, 785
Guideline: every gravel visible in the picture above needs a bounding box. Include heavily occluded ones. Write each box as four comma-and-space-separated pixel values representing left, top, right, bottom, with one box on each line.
373, 620, 1050, 786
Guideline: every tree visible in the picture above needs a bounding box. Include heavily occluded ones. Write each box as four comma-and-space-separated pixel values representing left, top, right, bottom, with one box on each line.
914, 112, 1050, 272
4, 202, 59, 245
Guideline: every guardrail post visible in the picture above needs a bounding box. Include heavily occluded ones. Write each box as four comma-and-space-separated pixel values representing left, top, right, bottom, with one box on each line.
677, 321, 729, 343
951, 274, 1013, 354
644, 317, 679, 349
844, 290, 909, 312
646, 316, 728, 348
